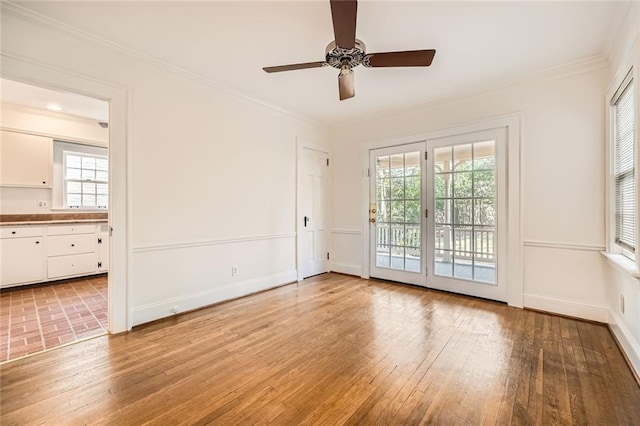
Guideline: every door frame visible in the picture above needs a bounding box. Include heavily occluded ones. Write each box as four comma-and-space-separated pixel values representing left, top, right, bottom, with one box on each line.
360, 114, 523, 308
296, 137, 330, 282
1, 52, 132, 332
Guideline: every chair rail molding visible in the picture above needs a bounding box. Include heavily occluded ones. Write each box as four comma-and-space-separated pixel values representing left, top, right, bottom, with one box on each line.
132, 233, 296, 254
523, 240, 606, 252
330, 229, 361, 235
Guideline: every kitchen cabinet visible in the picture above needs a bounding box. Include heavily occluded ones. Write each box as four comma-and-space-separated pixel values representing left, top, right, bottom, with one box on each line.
0, 222, 109, 288
0, 130, 53, 188
0, 226, 45, 288
46, 224, 99, 280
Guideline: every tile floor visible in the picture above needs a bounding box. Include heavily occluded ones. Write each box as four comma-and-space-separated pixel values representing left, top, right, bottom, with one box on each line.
0, 275, 107, 363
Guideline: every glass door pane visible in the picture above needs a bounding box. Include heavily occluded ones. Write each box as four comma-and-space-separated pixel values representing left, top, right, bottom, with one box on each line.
374, 151, 422, 273
433, 140, 496, 284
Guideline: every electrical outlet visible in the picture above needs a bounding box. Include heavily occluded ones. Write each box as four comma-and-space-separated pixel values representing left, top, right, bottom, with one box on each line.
620, 294, 625, 314
232, 266, 239, 276
36, 200, 48, 208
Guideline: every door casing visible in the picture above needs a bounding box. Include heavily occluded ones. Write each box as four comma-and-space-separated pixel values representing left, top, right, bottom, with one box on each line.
360, 115, 523, 308
296, 138, 330, 281
1, 53, 131, 332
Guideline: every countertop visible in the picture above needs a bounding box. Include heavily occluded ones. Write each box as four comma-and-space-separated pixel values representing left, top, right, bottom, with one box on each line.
0, 213, 108, 226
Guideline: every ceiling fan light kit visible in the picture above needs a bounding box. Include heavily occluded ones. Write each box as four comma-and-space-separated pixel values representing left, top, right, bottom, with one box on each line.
262, 0, 436, 101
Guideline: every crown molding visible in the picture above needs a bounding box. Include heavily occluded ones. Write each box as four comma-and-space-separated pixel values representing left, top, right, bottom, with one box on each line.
333, 54, 609, 130
1, 101, 106, 125
0, 1, 322, 128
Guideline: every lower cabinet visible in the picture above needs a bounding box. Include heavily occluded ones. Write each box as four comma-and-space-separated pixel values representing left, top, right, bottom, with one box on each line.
0, 222, 109, 288
46, 225, 98, 280
1, 232, 45, 288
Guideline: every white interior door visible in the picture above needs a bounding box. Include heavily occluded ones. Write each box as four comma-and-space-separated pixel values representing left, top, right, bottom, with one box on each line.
426, 128, 507, 302
300, 147, 329, 278
369, 142, 426, 286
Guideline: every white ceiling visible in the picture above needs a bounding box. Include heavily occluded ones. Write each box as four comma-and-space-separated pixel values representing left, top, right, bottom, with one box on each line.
17, 1, 621, 124
1, 78, 109, 122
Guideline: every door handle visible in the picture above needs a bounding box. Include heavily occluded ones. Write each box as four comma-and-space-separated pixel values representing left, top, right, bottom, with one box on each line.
304, 216, 310, 227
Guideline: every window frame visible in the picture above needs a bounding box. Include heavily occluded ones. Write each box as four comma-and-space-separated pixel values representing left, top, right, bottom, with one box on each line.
62, 149, 109, 210
51, 138, 113, 212
607, 53, 639, 268
612, 72, 636, 260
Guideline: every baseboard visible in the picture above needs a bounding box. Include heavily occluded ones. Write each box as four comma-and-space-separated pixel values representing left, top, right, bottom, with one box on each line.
523, 293, 609, 323
608, 310, 640, 382
132, 270, 297, 326
329, 262, 362, 277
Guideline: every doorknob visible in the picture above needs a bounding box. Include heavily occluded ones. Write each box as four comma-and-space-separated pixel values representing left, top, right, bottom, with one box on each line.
369, 203, 377, 223
304, 216, 310, 227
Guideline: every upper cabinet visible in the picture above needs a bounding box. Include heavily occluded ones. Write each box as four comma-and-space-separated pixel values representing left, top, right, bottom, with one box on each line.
0, 130, 53, 188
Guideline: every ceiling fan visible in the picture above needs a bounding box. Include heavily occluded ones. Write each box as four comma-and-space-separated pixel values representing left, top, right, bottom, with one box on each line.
262, 0, 436, 101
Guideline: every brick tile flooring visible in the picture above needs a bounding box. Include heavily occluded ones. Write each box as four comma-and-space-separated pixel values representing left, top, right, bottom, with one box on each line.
0, 275, 107, 362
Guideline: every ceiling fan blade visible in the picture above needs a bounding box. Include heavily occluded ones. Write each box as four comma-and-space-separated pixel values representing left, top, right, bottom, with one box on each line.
363, 50, 436, 68
330, 0, 358, 49
263, 61, 327, 73
338, 70, 355, 101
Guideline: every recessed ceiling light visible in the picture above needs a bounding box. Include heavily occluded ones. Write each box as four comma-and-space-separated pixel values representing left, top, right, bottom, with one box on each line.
45, 103, 62, 112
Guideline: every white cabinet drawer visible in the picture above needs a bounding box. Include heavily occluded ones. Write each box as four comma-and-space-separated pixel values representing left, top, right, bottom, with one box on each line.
48, 224, 96, 236
47, 253, 97, 279
48, 234, 97, 257
0, 226, 44, 239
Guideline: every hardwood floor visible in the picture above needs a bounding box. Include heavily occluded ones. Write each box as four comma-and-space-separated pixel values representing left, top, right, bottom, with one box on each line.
1, 273, 639, 424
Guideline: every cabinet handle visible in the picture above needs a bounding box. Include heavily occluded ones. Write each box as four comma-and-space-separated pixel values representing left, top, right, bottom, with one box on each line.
42, 181, 46, 184
11, 231, 16, 235
71, 244, 75, 247
35, 241, 40, 244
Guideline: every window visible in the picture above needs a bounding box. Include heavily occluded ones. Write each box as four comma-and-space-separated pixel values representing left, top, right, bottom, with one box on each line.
613, 72, 636, 257
63, 150, 108, 209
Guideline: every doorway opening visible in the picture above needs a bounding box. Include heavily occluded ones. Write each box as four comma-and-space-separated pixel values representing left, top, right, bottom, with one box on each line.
0, 78, 111, 362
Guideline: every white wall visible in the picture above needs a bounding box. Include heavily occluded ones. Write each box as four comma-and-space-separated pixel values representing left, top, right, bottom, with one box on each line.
330, 63, 610, 322
1, 7, 326, 325
0, 103, 109, 214
603, 2, 640, 377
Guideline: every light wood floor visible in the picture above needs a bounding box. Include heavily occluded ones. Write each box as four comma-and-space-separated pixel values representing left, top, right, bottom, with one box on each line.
1, 273, 639, 424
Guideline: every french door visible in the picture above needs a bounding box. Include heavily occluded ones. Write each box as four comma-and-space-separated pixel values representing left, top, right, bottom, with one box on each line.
369, 142, 426, 286
369, 128, 507, 302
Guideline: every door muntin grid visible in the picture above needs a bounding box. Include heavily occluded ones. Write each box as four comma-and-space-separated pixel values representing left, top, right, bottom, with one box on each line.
375, 151, 421, 272
433, 141, 496, 284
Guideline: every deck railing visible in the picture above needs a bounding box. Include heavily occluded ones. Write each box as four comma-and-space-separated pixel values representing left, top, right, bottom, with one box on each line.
376, 225, 494, 261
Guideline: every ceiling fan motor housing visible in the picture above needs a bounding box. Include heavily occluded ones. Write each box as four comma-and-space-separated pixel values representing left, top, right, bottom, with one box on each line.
325, 39, 366, 69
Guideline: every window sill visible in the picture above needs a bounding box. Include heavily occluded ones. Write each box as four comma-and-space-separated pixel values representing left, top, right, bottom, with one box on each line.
601, 252, 640, 279
50, 207, 108, 212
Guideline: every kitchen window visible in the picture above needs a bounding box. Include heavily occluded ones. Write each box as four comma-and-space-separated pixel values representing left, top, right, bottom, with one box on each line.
63, 150, 108, 209
52, 140, 109, 210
